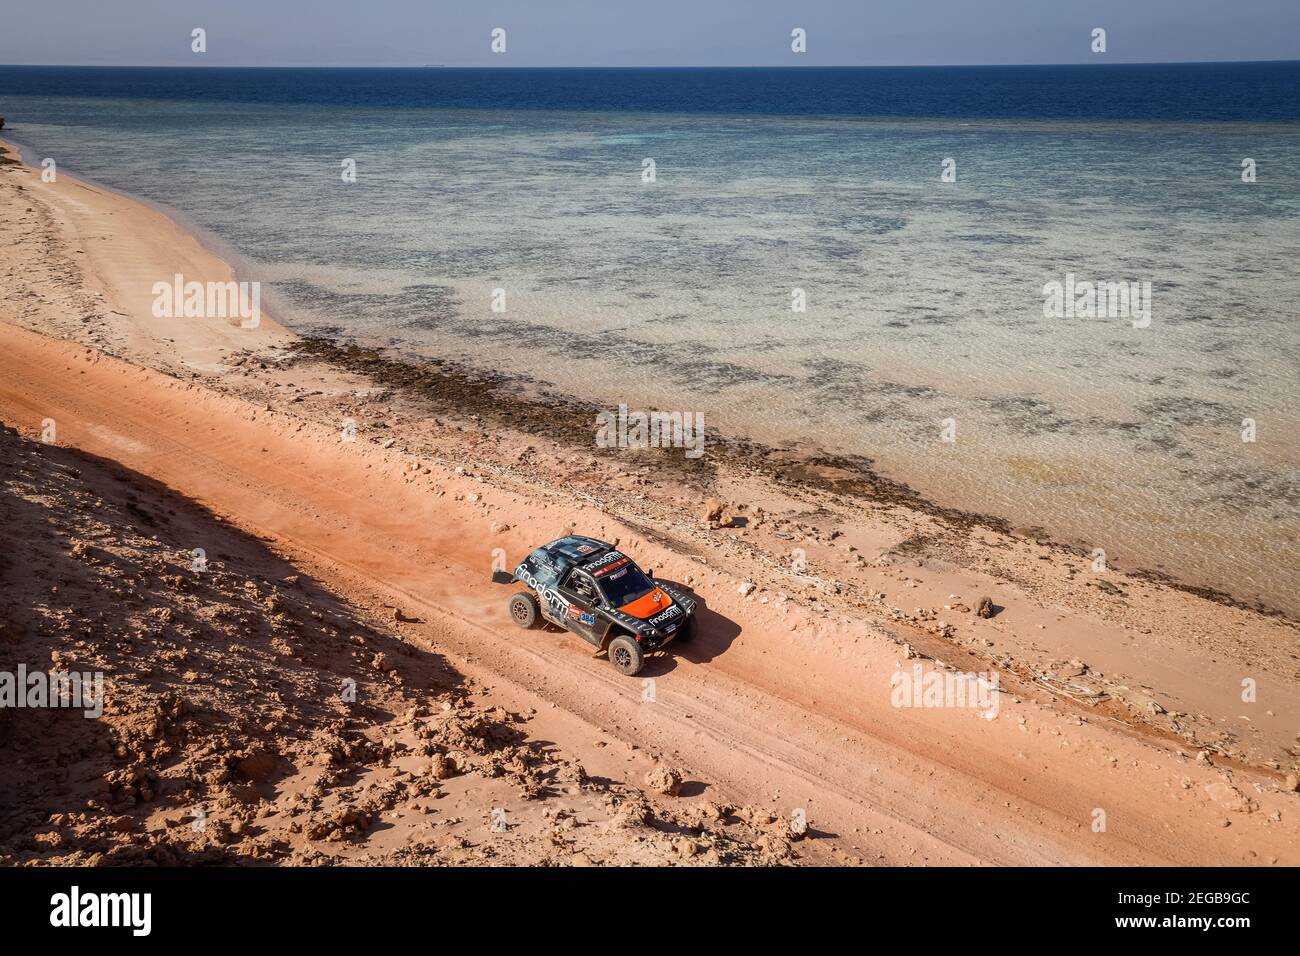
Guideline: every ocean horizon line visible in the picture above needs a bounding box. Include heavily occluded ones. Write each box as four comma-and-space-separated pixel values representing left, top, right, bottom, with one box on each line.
4, 59, 1300, 70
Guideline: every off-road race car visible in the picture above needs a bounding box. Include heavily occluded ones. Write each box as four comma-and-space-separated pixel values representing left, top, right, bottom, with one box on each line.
493, 535, 697, 676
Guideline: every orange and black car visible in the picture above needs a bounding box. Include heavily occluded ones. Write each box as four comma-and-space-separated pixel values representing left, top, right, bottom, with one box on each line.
494, 534, 697, 676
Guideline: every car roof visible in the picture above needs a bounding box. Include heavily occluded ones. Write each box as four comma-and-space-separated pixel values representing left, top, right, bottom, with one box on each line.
532, 535, 615, 572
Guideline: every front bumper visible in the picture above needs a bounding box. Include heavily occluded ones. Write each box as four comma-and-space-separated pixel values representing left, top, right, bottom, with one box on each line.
638, 614, 690, 652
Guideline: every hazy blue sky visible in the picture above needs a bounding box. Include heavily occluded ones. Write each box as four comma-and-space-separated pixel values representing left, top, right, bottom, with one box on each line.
3, 0, 1298, 67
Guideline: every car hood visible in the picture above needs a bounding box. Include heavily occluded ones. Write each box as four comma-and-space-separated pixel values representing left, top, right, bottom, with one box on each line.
617, 587, 673, 620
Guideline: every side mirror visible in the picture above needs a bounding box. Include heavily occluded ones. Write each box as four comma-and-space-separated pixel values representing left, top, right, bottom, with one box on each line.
491, 570, 515, 585
647, 569, 655, 579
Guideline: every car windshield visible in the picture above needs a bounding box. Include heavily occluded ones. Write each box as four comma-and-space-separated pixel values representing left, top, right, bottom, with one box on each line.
596, 563, 655, 607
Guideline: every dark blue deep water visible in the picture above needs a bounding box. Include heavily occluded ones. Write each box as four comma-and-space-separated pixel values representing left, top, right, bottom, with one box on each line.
2, 62, 1298, 121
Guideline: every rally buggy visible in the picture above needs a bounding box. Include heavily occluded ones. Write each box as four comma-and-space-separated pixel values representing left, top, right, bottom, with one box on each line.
493, 535, 697, 676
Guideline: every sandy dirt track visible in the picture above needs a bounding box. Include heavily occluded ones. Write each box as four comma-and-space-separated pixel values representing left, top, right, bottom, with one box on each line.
2, 323, 1295, 866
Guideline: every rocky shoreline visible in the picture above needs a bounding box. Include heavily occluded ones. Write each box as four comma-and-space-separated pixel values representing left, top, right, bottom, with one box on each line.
287, 336, 1290, 622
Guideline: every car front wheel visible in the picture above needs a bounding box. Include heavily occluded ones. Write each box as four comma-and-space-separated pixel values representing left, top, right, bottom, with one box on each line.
607, 634, 645, 676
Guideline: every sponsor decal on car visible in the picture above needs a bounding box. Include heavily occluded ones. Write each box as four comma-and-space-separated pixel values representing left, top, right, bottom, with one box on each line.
515, 562, 573, 621
648, 605, 682, 626
566, 605, 596, 626
584, 551, 628, 576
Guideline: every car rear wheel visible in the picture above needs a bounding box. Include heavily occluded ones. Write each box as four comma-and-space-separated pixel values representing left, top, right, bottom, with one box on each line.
508, 591, 540, 628
607, 635, 644, 676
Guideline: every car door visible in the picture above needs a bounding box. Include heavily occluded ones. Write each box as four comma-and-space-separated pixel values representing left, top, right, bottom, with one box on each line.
557, 568, 603, 645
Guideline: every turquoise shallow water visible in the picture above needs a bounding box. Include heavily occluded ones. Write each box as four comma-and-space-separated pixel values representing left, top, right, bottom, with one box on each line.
2, 68, 1297, 613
